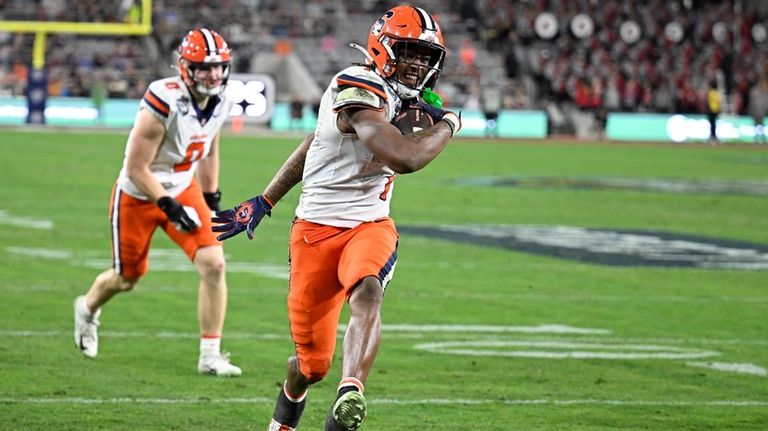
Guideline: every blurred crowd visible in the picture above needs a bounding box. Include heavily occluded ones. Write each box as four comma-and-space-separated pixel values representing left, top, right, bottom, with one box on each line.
1, 0, 767, 128
0, 0, 255, 99
447, 0, 768, 124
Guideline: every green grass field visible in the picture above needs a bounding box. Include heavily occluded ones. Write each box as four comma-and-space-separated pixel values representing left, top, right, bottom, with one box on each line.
1, 129, 767, 430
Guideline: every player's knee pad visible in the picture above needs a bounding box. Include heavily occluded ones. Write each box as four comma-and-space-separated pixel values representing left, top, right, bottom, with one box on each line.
299, 354, 332, 384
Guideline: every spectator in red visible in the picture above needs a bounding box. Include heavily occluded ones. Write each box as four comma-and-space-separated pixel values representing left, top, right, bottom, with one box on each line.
459, 37, 477, 70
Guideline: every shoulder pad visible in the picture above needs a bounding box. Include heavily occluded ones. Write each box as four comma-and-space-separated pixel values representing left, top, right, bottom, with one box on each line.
332, 86, 384, 112
142, 87, 171, 118
141, 78, 185, 119
336, 73, 387, 101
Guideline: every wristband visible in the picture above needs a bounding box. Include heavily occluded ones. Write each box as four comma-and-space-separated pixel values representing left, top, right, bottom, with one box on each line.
203, 190, 222, 211
440, 111, 462, 137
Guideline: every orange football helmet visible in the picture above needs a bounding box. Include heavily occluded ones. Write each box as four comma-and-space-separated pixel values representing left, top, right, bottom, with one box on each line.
367, 6, 446, 99
177, 28, 231, 97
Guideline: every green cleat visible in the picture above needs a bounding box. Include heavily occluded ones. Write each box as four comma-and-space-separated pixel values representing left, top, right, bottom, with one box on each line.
331, 391, 367, 430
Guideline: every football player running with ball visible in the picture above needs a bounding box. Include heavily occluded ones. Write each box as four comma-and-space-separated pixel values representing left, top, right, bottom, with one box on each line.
73, 28, 242, 377
212, 5, 461, 430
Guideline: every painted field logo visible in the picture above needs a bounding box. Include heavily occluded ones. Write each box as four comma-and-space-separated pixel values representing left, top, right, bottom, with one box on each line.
398, 225, 768, 269
413, 340, 719, 360
452, 176, 768, 196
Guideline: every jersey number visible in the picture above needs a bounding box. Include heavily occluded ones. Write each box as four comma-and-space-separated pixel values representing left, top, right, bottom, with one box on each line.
379, 175, 394, 201
173, 141, 205, 172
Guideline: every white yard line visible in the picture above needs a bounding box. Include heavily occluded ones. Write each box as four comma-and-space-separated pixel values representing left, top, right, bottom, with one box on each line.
2, 328, 767, 346
0, 211, 53, 230
0, 329, 287, 340
414, 340, 721, 360
5, 246, 768, 302
353, 323, 610, 334
687, 361, 768, 377
4, 327, 766, 377
3, 246, 290, 279
6, 280, 765, 305
0, 396, 765, 407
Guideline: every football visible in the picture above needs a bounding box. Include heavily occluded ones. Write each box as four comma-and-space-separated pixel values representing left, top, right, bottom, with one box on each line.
392, 105, 435, 134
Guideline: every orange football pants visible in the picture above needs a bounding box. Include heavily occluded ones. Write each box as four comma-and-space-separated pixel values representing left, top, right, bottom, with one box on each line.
288, 217, 398, 382
108, 179, 220, 279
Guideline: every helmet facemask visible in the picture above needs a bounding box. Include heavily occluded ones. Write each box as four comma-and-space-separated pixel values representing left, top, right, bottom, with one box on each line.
181, 59, 230, 97
384, 39, 445, 99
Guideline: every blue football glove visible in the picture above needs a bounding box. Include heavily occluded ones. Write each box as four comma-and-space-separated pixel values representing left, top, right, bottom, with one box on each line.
211, 195, 273, 241
413, 101, 462, 136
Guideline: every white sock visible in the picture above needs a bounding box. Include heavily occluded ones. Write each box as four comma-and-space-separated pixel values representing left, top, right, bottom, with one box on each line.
200, 335, 221, 357
338, 376, 364, 394
78, 297, 94, 318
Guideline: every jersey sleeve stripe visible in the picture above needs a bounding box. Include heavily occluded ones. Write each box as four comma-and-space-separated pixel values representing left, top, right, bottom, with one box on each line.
143, 90, 170, 117
378, 246, 398, 289
336, 74, 388, 100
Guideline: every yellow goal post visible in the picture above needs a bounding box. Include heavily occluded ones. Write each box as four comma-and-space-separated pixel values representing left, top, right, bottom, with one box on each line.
0, 0, 152, 69
0, 0, 152, 122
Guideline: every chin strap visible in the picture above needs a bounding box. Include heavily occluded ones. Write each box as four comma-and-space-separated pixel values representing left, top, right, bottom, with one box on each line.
195, 83, 225, 97
394, 81, 420, 99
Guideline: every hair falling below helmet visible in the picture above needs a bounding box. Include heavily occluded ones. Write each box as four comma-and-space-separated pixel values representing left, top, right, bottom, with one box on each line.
177, 28, 232, 97
367, 5, 446, 99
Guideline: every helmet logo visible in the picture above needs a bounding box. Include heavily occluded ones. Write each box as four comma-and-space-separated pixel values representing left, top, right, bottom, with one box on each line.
371, 10, 394, 36
176, 96, 190, 115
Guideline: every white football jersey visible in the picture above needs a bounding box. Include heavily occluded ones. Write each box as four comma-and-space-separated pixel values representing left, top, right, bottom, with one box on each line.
117, 76, 234, 200
296, 66, 403, 228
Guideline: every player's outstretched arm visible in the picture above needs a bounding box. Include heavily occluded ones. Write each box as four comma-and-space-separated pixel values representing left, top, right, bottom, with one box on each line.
344, 106, 460, 174
212, 133, 313, 241
261, 132, 313, 204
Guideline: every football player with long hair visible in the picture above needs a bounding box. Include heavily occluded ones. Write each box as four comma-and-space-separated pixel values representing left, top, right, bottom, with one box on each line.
73, 28, 242, 377
212, 5, 461, 430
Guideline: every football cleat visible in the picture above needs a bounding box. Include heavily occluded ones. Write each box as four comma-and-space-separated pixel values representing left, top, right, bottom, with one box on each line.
266, 418, 296, 431
197, 352, 242, 377
73, 295, 101, 358
328, 391, 367, 430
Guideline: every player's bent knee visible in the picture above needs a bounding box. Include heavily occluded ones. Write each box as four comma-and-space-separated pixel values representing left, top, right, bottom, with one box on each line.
300, 356, 332, 384
114, 274, 138, 292
350, 276, 383, 306
286, 355, 311, 385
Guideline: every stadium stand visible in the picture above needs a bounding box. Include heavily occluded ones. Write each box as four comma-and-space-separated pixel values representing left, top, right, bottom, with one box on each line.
1, 0, 767, 135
